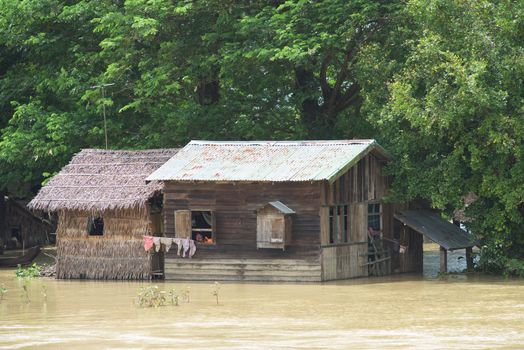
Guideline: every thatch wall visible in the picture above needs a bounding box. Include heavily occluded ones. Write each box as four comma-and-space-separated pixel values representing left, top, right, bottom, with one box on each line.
27, 148, 179, 279
56, 208, 152, 279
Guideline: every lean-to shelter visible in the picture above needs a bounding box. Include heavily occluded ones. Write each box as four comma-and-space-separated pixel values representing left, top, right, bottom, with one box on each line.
28, 148, 178, 279
147, 140, 423, 282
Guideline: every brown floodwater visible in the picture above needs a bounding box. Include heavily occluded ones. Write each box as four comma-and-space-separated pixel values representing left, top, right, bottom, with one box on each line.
1, 246, 523, 350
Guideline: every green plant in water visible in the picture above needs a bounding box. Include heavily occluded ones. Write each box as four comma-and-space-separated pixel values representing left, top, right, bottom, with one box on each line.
0, 284, 7, 302
21, 279, 31, 303
181, 285, 190, 303
136, 285, 166, 308
41, 285, 48, 302
15, 263, 42, 278
212, 282, 221, 305
168, 289, 179, 306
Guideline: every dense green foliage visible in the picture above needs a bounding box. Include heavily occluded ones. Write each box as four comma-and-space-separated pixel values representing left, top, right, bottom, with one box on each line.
0, 0, 522, 273
365, 0, 524, 273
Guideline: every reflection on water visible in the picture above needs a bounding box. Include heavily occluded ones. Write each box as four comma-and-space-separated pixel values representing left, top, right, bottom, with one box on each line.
1, 247, 523, 350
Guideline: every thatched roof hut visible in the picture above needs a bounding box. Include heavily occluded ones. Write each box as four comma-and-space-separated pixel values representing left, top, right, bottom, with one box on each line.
29, 149, 178, 213
29, 148, 178, 279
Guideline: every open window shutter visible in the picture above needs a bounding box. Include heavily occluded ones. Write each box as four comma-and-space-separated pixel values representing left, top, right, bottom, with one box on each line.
211, 211, 216, 243
174, 210, 191, 238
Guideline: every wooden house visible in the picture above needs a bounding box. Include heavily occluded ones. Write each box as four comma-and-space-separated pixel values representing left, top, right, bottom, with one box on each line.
0, 196, 53, 251
147, 140, 424, 282
28, 149, 178, 279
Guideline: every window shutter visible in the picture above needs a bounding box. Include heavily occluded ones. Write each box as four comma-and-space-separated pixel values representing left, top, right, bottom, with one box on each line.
174, 210, 191, 238
349, 203, 367, 242
320, 207, 330, 245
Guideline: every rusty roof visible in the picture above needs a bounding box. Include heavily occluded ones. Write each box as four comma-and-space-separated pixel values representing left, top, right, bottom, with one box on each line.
394, 210, 478, 250
146, 140, 388, 183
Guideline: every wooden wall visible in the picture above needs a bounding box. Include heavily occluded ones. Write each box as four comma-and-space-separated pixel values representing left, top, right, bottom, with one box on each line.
320, 151, 389, 206
5, 198, 52, 247
163, 182, 321, 260
319, 152, 422, 279
163, 150, 423, 280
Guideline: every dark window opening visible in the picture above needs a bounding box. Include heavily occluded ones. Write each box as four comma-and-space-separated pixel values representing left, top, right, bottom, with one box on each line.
10, 227, 21, 242
328, 205, 349, 244
367, 203, 381, 232
191, 211, 215, 245
87, 217, 104, 236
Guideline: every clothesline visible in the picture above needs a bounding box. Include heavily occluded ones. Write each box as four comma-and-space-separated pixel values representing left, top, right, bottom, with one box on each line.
143, 236, 197, 258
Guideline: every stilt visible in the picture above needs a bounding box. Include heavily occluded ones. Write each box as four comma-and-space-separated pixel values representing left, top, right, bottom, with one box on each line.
465, 247, 473, 272
439, 246, 447, 273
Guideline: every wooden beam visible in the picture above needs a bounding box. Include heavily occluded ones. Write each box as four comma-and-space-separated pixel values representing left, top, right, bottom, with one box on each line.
439, 246, 447, 273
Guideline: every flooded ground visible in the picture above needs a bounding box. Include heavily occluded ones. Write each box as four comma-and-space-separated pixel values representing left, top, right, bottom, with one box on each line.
1, 246, 523, 349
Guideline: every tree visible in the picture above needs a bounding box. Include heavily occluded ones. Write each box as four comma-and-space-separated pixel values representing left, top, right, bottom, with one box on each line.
364, 0, 524, 271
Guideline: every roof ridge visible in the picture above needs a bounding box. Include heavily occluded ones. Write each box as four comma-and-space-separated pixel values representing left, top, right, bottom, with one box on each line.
189, 139, 375, 146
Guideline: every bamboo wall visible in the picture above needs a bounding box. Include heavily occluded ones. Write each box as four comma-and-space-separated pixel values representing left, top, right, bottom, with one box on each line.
56, 208, 152, 279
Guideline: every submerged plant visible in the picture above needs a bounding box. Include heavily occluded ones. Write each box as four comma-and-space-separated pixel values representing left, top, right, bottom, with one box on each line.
41, 285, 48, 302
136, 285, 166, 308
21, 279, 31, 303
181, 285, 191, 303
212, 282, 221, 305
168, 289, 179, 306
0, 284, 6, 302
15, 263, 42, 279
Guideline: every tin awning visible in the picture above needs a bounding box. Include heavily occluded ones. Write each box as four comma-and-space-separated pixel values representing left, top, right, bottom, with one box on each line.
394, 210, 477, 251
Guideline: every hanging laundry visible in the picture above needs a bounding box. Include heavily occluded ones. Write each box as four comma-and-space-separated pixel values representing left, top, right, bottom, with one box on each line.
182, 237, 190, 258
153, 237, 162, 252
173, 238, 183, 256
189, 239, 197, 258
160, 237, 173, 252
143, 236, 154, 251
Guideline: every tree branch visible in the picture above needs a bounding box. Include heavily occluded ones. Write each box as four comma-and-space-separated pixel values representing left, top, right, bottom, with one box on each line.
319, 52, 334, 101
326, 43, 358, 109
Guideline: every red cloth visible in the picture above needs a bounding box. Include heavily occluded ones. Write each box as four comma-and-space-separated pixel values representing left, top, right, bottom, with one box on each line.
143, 235, 154, 251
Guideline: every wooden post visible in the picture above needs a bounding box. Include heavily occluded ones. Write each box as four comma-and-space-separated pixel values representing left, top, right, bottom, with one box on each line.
439, 246, 447, 273
465, 247, 473, 272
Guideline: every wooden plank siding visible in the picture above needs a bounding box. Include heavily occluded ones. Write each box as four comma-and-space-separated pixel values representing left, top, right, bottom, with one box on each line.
318, 152, 417, 280
163, 181, 321, 262
163, 150, 421, 281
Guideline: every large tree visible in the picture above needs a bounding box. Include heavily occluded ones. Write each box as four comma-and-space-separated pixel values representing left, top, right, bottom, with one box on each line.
363, 0, 524, 272
0, 0, 402, 195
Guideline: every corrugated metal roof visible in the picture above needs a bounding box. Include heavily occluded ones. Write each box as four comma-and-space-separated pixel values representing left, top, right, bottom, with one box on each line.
147, 140, 387, 183
268, 201, 295, 214
394, 210, 478, 250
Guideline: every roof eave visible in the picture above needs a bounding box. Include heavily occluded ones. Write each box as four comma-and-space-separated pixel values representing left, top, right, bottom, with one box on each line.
326, 141, 390, 183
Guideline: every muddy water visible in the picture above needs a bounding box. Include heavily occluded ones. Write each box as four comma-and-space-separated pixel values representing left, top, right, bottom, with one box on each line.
1, 251, 524, 349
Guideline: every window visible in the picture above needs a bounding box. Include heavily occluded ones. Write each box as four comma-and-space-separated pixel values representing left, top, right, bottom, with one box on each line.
87, 217, 104, 236
367, 203, 382, 233
191, 211, 215, 245
329, 205, 349, 244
